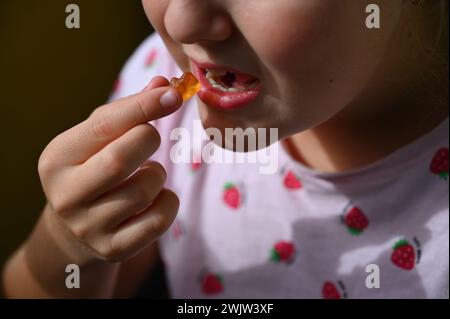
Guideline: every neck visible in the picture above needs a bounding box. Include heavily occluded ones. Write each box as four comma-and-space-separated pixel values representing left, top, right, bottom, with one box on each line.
285, 97, 448, 173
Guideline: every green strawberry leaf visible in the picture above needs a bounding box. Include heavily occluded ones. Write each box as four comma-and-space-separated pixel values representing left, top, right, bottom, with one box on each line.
270, 249, 280, 262
439, 172, 448, 180
393, 239, 409, 250
347, 227, 363, 236
224, 182, 235, 189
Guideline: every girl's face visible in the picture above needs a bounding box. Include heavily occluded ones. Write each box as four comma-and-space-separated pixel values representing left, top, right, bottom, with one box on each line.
143, 0, 403, 141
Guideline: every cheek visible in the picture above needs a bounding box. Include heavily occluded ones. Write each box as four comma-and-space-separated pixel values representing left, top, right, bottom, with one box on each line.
242, 1, 402, 133
253, 2, 398, 107
246, 2, 339, 73
266, 24, 321, 71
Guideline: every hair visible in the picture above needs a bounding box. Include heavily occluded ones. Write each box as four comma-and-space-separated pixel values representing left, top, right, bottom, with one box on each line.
393, 0, 449, 129
410, 0, 448, 103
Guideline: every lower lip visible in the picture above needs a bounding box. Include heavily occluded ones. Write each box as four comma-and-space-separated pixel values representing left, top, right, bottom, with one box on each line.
191, 61, 262, 110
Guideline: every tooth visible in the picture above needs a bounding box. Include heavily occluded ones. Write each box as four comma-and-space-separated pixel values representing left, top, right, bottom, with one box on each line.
207, 76, 218, 85
209, 77, 250, 92
206, 70, 255, 92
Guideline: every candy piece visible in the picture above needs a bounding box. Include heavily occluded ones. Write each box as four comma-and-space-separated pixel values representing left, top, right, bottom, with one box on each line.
170, 72, 201, 101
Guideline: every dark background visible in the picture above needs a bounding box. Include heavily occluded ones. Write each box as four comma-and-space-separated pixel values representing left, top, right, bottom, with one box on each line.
0, 1, 152, 273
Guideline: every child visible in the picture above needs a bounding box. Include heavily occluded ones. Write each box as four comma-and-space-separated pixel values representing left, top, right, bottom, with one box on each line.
3, 0, 448, 298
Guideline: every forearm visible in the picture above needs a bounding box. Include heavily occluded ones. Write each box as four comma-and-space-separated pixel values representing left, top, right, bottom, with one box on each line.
2, 204, 120, 298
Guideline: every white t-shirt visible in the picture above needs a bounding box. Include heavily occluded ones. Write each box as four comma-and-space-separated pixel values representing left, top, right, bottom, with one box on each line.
111, 33, 449, 299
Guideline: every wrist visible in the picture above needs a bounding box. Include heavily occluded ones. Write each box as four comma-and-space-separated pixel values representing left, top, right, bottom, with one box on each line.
40, 203, 103, 267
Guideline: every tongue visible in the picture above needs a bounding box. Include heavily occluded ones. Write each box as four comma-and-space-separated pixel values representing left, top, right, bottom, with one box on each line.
234, 73, 256, 84
218, 72, 236, 87
216, 72, 257, 89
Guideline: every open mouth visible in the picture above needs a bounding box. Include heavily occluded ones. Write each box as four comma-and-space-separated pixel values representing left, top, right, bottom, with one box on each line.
204, 68, 260, 92
191, 60, 262, 110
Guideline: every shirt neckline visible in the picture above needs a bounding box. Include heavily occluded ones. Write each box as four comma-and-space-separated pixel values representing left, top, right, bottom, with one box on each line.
278, 117, 449, 191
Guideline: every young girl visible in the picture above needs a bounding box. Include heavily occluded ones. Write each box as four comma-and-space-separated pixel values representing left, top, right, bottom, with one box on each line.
3, 0, 448, 298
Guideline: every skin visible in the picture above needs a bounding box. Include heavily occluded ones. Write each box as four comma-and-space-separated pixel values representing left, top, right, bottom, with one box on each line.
144, 0, 448, 171
3, 1, 447, 298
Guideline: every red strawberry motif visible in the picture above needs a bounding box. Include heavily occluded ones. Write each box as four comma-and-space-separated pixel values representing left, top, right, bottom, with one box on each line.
202, 273, 223, 295
391, 239, 416, 270
344, 206, 369, 235
223, 182, 241, 209
191, 154, 202, 172
430, 147, 449, 180
283, 170, 302, 189
270, 241, 295, 263
322, 281, 341, 299
171, 221, 184, 240
191, 161, 201, 171
144, 48, 158, 68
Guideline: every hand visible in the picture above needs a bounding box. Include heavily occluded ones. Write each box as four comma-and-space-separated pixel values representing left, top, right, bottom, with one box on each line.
38, 77, 182, 263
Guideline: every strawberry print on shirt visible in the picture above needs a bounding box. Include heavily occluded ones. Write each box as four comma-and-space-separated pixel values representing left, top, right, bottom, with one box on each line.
322, 281, 347, 299
430, 147, 449, 180
223, 182, 242, 209
144, 48, 158, 69
342, 204, 369, 236
391, 238, 422, 271
284, 170, 302, 189
270, 241, 296, 264
200, 272, 224, 295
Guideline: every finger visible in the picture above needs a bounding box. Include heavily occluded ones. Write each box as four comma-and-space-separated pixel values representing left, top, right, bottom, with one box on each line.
50, 82, 181, 165
66, 123, 162, 202
143, 76, 170, 91
87, 162, 167, 230
110, 189, 179, 256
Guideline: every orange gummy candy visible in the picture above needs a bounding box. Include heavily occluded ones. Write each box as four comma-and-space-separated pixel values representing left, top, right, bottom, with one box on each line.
170, 72, 201, 101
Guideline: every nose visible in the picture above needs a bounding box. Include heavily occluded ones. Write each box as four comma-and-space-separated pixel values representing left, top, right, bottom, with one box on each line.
164, 0, 233, 44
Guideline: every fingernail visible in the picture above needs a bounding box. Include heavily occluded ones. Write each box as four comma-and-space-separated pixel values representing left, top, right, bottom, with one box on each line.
160, 89, 179, 109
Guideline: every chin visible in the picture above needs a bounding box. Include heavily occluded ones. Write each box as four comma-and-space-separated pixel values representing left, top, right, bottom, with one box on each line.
196, 100, 281, 152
